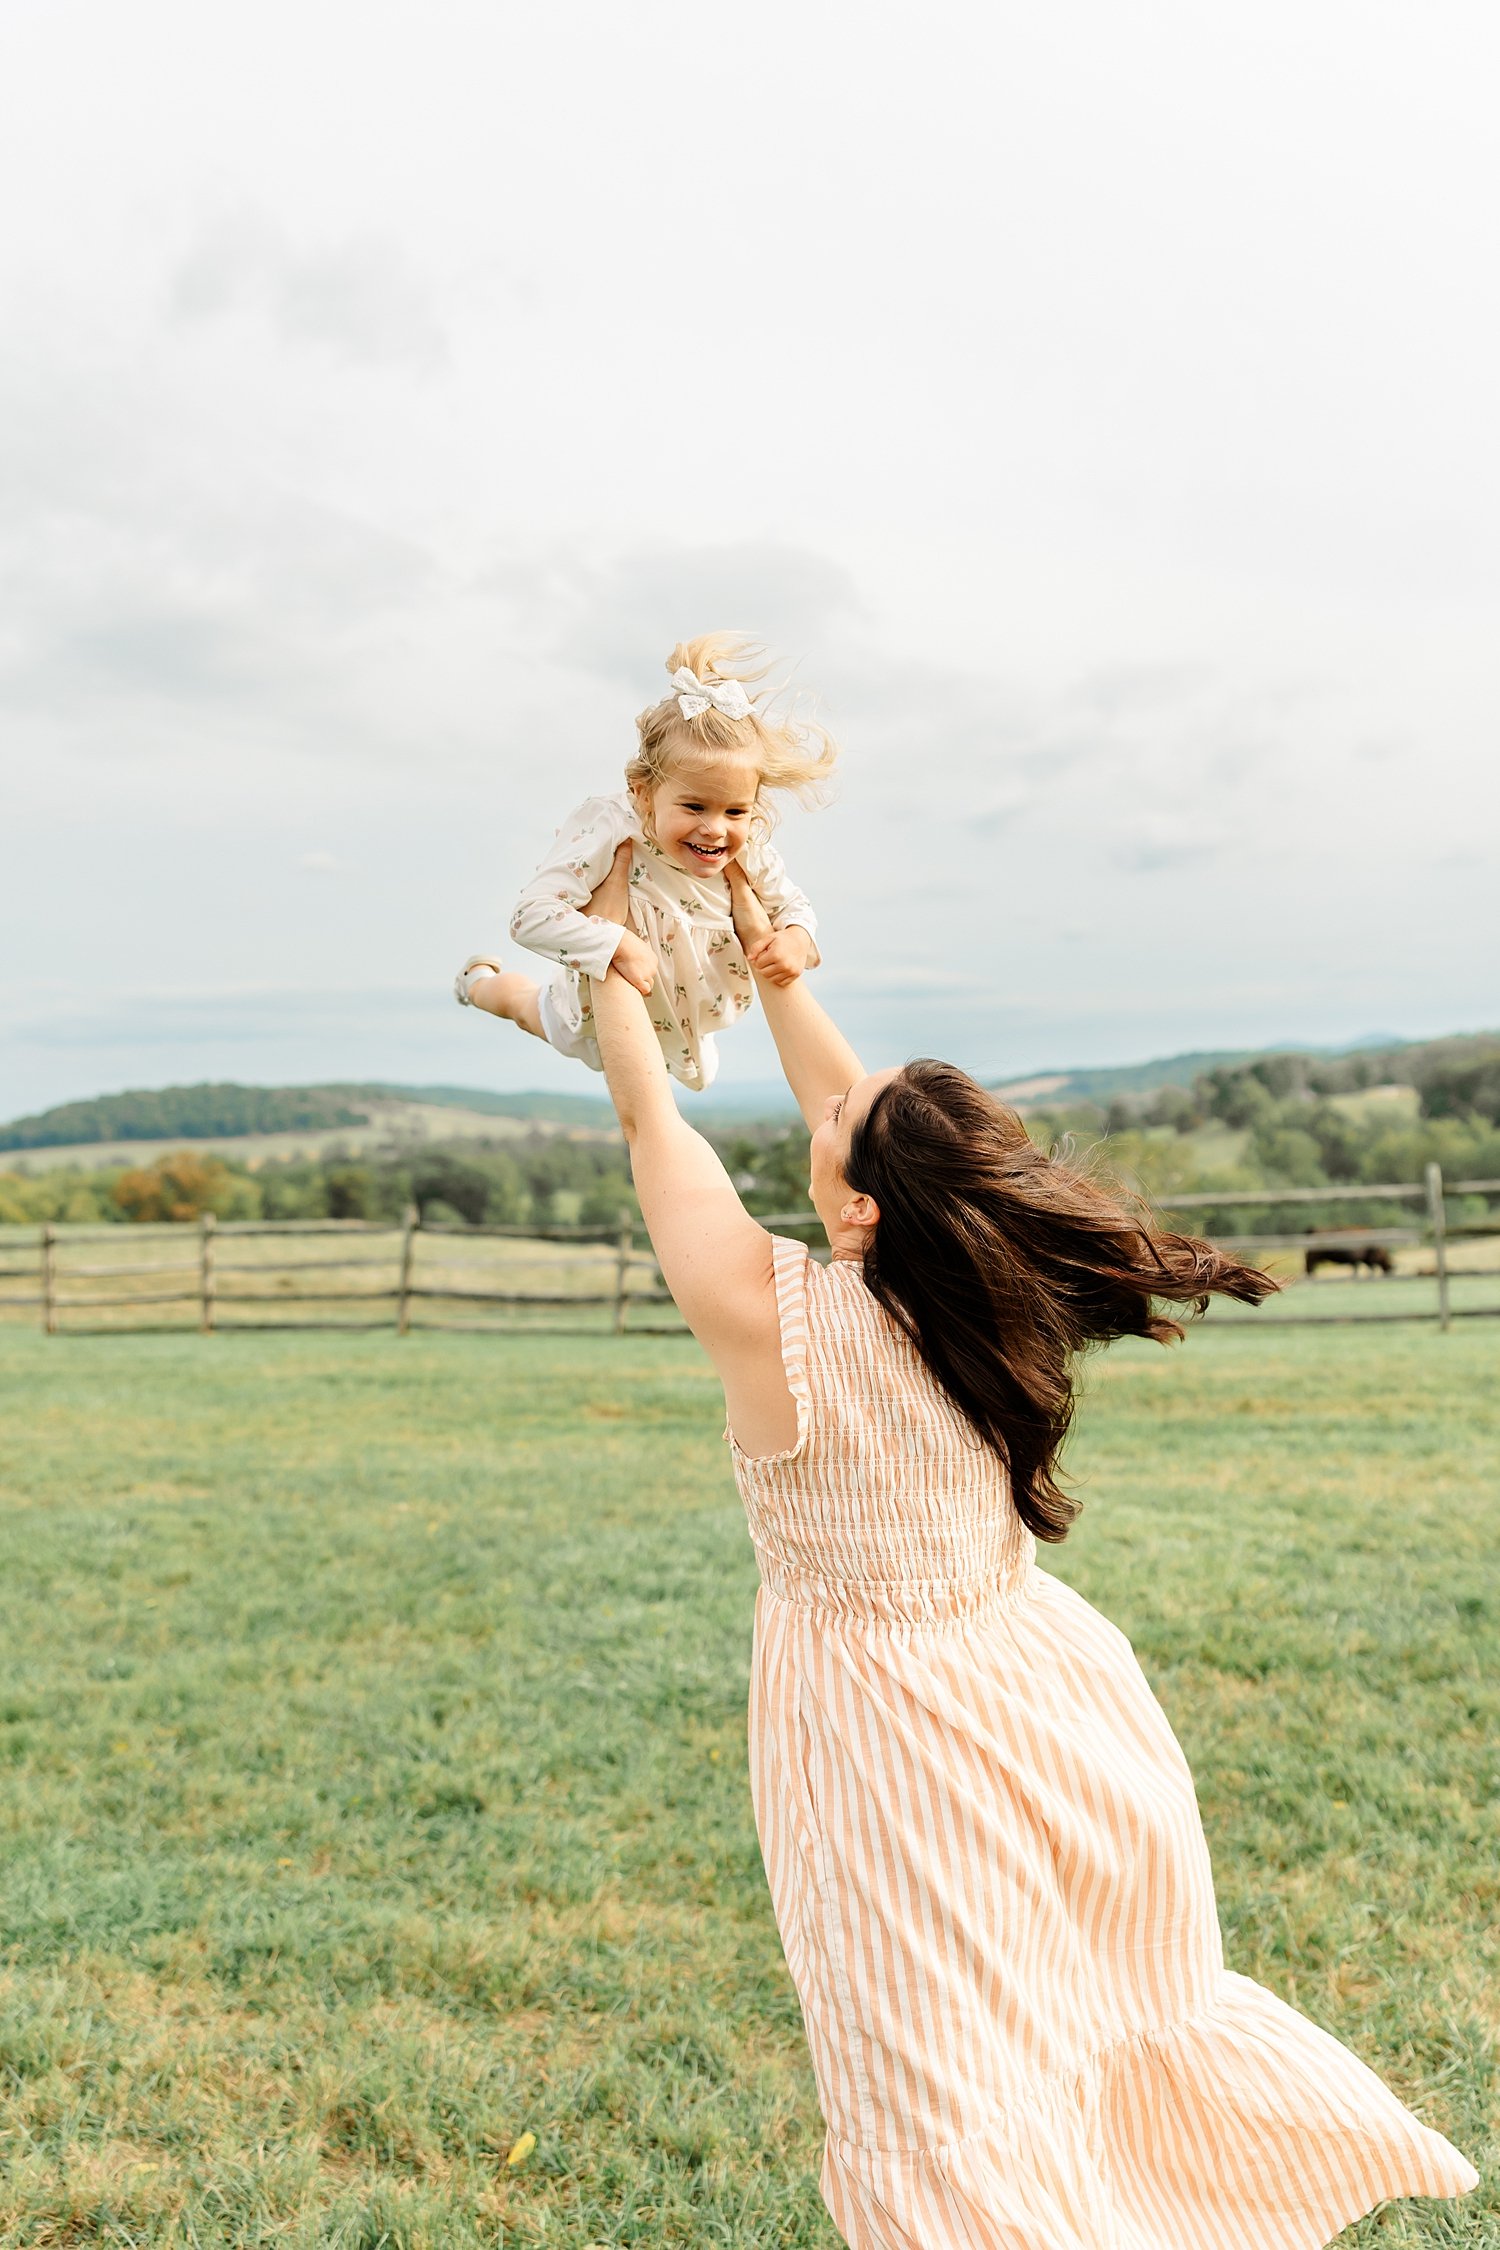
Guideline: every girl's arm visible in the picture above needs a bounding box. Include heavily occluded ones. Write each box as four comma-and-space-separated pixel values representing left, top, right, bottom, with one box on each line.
740, 833, 820, 966
508, 797, 634, 980
728, 862, 865, 1131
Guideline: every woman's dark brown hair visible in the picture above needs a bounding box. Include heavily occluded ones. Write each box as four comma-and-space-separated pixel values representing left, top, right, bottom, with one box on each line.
844, 1060, 1278, 1543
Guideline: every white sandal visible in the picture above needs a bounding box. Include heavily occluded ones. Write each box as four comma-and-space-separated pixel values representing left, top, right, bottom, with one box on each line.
454, 954, 504, 1005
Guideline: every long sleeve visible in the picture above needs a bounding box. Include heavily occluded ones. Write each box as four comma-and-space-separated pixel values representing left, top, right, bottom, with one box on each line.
508, 794, 636, 980
743, 833, 821, 964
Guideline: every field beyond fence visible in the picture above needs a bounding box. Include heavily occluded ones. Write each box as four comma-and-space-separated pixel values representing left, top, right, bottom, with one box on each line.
2, 1169, 1500, 1337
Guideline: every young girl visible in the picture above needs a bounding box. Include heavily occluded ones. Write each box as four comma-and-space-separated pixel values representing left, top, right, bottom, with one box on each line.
454, 636, 836, 1090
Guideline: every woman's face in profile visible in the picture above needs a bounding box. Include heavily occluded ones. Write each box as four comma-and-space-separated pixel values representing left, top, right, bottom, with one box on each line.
808, 1067, 899, 1225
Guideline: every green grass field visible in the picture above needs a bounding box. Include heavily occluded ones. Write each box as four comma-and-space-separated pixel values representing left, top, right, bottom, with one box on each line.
0, 1318, 1495, 2247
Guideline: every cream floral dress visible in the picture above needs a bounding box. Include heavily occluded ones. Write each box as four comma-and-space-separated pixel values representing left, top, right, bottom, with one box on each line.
508, 791, 818, 1090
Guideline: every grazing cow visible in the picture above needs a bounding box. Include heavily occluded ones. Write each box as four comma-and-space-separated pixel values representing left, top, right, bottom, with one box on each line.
1304, 1237, 1395, 1277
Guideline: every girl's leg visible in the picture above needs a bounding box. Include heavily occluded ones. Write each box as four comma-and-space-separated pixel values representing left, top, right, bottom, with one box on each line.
459, 840, 633, 1044
457, 956, 547, 1041
471, 970, 546, 1041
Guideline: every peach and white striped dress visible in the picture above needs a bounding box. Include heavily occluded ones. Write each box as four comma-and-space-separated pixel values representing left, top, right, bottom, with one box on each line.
730, 1237, 1477, 2249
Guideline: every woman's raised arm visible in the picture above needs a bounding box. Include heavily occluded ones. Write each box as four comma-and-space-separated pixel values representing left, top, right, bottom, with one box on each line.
589, 962, 801, 1455
580, 846, 773, 1368
727, 862, 866, 1131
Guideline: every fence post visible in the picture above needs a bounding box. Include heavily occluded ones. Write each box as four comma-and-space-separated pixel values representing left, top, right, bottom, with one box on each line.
199, 1211, 217, 1333
1424, 1162, 1450, 1332
396, 1204, 419, 1335
41, 1222, 56, 1335
613, 1219, 633, 1334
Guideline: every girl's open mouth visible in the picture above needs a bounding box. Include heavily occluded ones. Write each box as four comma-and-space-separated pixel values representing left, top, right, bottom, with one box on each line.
685, 841, 727, 864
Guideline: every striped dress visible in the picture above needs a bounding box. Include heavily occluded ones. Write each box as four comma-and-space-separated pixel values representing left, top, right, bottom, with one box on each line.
730, 1237, 1478, 2250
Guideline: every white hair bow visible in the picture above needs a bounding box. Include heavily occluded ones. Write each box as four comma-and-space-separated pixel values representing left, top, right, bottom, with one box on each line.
669, 665, 751, 722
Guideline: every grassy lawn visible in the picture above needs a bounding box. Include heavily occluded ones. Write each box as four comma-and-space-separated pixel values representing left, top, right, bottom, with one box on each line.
0, 1318, 1495, 2247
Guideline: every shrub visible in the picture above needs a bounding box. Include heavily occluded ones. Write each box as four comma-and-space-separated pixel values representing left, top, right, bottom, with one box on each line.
112, 1152, 257, 1223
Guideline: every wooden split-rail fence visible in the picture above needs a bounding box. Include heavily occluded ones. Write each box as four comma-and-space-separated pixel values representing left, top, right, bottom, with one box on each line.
2, 1171, 1498, 1338
3, 1211, 676, 1338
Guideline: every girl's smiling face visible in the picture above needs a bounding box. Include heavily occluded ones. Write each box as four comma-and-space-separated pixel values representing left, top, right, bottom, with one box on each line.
638, 756, 759, 875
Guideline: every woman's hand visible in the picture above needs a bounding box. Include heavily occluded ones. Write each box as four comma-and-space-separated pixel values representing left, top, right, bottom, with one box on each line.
605, 930, 656, 997
726, 858, 774, 953
585, 841, 655, 996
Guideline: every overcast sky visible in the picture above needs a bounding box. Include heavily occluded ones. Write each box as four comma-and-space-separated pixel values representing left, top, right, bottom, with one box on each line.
2, 0, 1497, 1119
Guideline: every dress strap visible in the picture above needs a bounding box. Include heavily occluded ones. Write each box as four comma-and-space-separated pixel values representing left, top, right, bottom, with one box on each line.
772, 1232, 813, 1440
727, 1233, 811, 1465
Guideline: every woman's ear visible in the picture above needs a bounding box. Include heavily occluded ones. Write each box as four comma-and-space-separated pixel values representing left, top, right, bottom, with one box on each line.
839, 1192, 880, 1230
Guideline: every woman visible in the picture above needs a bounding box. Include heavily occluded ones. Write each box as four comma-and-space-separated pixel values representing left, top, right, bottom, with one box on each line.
582, 849, 1477, 2249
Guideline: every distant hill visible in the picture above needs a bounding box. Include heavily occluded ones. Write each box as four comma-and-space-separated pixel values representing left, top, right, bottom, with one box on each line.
0, 1079, 613, 1154
349, 1082, 614, 1127
986, 1032, 1489, 1111
5, 1032, 1495, 1156
988, 1051, 1261, 1106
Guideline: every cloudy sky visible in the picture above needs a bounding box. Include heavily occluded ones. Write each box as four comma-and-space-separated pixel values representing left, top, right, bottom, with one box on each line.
3, 0, 1497, 1119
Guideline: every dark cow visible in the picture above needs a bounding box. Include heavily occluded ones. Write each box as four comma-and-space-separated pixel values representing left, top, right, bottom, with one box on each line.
1304, 1236, 1394, 1277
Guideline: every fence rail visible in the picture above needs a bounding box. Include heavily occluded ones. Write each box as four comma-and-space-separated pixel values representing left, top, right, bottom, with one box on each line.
0, 1209, 678, 1338
1, 1170, 1498, 1337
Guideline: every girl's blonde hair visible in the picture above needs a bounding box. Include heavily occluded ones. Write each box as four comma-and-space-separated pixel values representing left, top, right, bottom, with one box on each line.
626, 632, 839, 836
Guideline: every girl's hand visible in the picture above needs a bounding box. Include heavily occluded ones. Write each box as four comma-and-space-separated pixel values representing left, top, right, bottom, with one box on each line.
745, 925, 812, 988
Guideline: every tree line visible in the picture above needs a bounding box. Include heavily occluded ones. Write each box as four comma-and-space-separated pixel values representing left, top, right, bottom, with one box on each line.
3, 1040, 1496, 1233
0, 1083, 377, 1151
0, 1134, 639, 1230
1030, 1038, 1500, 1231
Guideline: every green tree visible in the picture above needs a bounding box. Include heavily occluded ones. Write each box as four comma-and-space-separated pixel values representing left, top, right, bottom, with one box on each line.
579, 1172, 637, 1227
409, 1154, 495, 1227
1141, 1085, 1203, 1134
325, 1165, 374, 1220
1305, 1101, 1367, 1182
1414, 1045, 1500, 1124
1247, 1121, 1325, 1189
1200, 1068, 1278, 1131
259, 1161, 330, 1221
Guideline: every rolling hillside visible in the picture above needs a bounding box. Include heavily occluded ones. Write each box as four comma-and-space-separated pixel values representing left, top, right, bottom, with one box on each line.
0, 1085, 620, 1175
986, 1031, 1496, 1111
4, 1029, 1494, 1172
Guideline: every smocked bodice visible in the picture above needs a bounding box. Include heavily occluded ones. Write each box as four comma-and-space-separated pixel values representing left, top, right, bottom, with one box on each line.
729, 1236, 1037, 1626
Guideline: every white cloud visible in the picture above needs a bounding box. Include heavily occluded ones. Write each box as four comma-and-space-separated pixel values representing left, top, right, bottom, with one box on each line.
0, 0, 1497, 1118
171, 211, 448, 371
